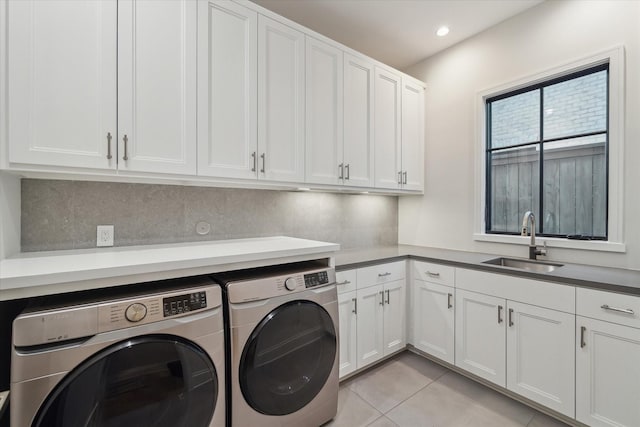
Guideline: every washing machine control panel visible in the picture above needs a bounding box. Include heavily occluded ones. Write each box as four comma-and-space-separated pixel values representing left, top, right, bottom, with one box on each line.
163, 291, 207, 317
304, 271, 330, 288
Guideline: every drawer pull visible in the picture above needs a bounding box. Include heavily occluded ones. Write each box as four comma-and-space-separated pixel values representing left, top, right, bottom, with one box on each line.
337, 280, 351, 286
426, 271, 440, 277
580, 326, 587, 348
447, 293, 453, 309
601, 304, 635, 315
378, 272, 391, 277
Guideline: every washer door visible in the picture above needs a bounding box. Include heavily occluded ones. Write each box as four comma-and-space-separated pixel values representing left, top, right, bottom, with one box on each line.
240, 300, 337, 415
33, 335, 217, 427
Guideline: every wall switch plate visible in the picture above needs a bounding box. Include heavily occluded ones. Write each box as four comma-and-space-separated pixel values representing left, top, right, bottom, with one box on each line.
97, 225, 114, 247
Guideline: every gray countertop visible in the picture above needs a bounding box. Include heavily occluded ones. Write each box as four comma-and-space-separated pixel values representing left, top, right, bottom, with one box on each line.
335, 245, 640, 296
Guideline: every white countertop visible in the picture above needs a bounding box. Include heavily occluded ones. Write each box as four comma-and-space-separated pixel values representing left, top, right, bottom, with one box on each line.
0, 236, 340, 300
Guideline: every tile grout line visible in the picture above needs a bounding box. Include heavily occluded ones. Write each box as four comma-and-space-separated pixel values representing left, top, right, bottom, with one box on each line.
380, 370, 452, 415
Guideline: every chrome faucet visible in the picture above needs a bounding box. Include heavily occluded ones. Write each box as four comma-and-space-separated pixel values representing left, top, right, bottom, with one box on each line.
521, 211, 547, 260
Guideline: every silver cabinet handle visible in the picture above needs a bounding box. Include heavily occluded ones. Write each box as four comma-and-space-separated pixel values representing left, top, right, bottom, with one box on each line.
508, 308, 514, 327
337, 280, 351, 286
338, 163, 344, 180
403, 171, 407, 184
580, 326, 586, 348
601, 304, 635, 315
260, 153, 265, 173
397, 171, 402, 184
447, 293, 453, 309
378, 272, 391, 277
498, 305, 503, 324
385, 289, 390, 304
379, 290, 385, 306
426, 271, 440, 277
352, 297, 357, 314
122, 134, 129, 161
345, 164, 350, 180
106, 132, 113, 159
251, 152, 257, 172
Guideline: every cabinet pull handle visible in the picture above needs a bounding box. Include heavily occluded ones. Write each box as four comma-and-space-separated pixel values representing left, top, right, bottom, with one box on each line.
601, 304, 635, 315
498, 305, 503, 324
345, 164, 350, 180
508, 308, 514, 327
378, 272, 391, 277
398, 171, 402, 184
260, 153, 266, 173
251, 152, 257, 172
352, 298, 357, 314
403, 171, 407, 184
385, 289, 390, 304
122, 135, 129, 161
426, 271, 440, 277
379, 291, 385, 306
447, 293, 453, 309
338, 163, 344, 180
106, 132, 113, 159
580, 326, 586, 348
337, 280, 351, 286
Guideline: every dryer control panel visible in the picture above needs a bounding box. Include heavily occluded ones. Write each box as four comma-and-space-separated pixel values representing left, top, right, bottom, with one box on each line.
163, 291, 208, 317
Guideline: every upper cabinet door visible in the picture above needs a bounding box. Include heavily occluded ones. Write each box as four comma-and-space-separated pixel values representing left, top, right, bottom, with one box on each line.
118, 0, 197, 175
305, 36, 343, 186
7, 0, 117, 170
343, 54, 374, 188
374, 66, 401, 189
258, 15, 305, 183
401, 78, 425, 191
197, 0, 257, 179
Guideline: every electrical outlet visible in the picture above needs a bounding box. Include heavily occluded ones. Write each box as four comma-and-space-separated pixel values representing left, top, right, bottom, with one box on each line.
97, 225, 114, 247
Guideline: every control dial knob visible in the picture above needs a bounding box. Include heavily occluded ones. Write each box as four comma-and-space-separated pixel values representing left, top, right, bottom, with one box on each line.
125, 303, 148, 322
284, 277, 297, 291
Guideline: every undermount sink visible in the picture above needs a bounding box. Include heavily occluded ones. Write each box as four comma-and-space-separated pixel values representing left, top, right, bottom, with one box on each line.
482, 257, 564, 273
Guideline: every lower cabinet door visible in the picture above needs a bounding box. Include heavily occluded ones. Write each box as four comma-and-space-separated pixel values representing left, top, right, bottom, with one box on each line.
356, 284, 384, 369
383, 279, 406, 355
576, 316, 640, 427
338, 290, 358, 378
455, 289, 506, 387
506, 301, 575, 417
413, 280, 454, 364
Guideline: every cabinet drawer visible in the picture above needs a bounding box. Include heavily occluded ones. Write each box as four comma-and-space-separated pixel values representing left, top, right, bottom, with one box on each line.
577, 287, 640, 328
358, 261, 405, 288
336, 269, 357, 294
413, 261, 455, 286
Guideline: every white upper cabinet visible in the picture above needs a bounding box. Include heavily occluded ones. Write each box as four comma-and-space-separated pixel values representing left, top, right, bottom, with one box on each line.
197, 0, 257, 179
117, 0, 197, 175
374, 66, 402, 189
258, 15, 305, 182
6, 0, 117, 170
343, 54, 375, 188
401, 78, 425, 191
305, 37, 343, 186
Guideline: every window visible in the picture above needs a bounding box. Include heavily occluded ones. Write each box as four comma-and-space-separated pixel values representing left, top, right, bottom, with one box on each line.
485, 64, 609, 240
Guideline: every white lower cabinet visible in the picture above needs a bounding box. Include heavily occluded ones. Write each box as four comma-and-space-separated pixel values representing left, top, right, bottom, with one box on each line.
413, 280, 455, 364
356, 283, 385, 368
383, 279, 406, 355
337, 290, 358, 378
576, 316, 640, 427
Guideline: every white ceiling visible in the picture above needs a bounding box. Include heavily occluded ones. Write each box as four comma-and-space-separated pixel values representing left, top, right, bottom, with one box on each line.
251, 0, 544, 70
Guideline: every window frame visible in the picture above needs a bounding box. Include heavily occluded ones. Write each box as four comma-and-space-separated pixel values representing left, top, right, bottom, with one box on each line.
474, 47, 625, 253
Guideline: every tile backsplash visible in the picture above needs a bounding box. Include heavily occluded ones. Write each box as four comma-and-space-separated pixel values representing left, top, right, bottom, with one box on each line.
21, 179, 398, 252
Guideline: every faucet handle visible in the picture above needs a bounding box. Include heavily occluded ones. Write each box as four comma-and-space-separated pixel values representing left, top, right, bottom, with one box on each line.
538, 241, 548, 257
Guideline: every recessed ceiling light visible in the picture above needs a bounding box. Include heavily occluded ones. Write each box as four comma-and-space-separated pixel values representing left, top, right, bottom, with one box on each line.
297, 187, 311, 191
436, 26, 450, 37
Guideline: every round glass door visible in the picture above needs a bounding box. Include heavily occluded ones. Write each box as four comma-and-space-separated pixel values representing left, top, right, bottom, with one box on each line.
33, 335, 217, 427
240, 300, 337, 415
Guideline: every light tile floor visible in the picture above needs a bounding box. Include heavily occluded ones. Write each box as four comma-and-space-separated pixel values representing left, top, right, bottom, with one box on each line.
326, 351, 571, 427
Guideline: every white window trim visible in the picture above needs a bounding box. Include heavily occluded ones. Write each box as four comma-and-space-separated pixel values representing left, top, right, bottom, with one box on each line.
474, 46, 626, 253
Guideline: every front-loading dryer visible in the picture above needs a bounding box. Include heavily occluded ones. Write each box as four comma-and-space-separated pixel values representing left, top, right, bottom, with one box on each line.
213, 261, 339, 427
10, 276, 225, 427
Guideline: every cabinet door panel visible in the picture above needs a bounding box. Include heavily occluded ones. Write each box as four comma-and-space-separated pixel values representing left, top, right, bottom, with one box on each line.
374, 67, 401, 189
576, 317, 640, 427
305, 37, 343, 185
413, 280, 454, 364
197, 0, 257, 179
356, 284, 384, 368
7, 0, 117, 169
401, 79, 424, 191
506, 301, 575, 417
338, 291, 358, 378
383, 279, 405, 355
118, 0, 197, 175
343, 54, 374, 187
258, 16, 305, 182
455, 289, 506, 386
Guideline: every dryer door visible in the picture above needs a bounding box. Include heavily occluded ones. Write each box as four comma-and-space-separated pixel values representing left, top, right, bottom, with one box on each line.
32, 335, 218, 427
240, 300, 337, 415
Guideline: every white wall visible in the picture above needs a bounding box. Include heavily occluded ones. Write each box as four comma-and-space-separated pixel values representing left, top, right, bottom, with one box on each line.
399, 0, 640, 269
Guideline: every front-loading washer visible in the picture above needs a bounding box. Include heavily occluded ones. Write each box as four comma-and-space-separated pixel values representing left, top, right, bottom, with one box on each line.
213, 261, 339, 427
10, 276, 225, 427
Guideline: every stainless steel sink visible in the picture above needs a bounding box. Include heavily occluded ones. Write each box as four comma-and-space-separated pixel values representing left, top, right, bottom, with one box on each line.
482, 257, 563, 273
